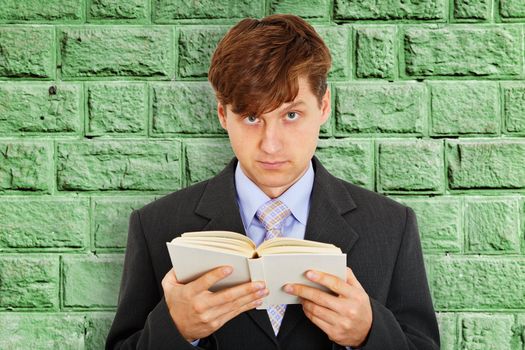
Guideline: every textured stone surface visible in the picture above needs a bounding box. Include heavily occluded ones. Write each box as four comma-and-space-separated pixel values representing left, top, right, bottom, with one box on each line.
59, 27, 172, 78
87, 83, 147, 135
431, 256, 525, 309
500, 0, 525, 18
315, 139, 373, 189
151, 82, 223, 134
430, 82, 499, 135
0, 314, 85, 349
316, 26, 350, 79
446, 140, 525, 189
0, 256, 59, 309
185, 139, 234, 185
0, 197, 88, 249
436, 313, 457, 350
0, 0, 82, 21
93, 196, 157, 248
404, 26, 522, 76
154, 0, 263, 22
355, 26, 396, 79
335, 83, 425, 134
178, 27, 228, 78
0, 141, 52, 191
378, 140, 443, 193
0, 83, 80, 134
0, 27, 54, 78
271, 0, 331, 19
466, 198, 520, 253
57, 140, 182, 191
460, 314, 515, 349
454, 0, 491, 20
89, 0, 149, 20
63, 254, 124, 307
334, 0, 446, 19
85, 313, 115, 350
395, 198, 461, 252
503, 84, 525, 133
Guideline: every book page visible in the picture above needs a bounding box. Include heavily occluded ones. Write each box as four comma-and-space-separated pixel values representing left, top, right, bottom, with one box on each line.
256, 237, 341, 256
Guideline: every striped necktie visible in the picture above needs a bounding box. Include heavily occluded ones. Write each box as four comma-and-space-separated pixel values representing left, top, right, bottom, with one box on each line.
256, 198, 291, 335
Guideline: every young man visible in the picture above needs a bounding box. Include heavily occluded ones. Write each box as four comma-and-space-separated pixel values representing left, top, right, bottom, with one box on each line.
106, 14, 440, 349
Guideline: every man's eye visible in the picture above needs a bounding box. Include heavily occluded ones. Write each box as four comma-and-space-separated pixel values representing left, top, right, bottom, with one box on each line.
286, 112, 298, 120
245, 115, 258, 124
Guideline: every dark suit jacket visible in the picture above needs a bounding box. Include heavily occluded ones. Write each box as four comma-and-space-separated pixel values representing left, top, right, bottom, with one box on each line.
106, 157, 440, 349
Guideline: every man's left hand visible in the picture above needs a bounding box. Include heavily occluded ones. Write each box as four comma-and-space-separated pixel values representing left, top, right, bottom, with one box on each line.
283, 267, 372, 347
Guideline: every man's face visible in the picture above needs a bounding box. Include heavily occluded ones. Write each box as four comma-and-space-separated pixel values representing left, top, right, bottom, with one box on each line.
217, 76, 331, 198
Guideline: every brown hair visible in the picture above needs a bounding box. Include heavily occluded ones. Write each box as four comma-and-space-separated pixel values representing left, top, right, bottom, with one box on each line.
208, 14, 331, 117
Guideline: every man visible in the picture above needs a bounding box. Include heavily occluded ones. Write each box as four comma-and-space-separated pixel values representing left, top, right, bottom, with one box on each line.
106, 14, 440, 349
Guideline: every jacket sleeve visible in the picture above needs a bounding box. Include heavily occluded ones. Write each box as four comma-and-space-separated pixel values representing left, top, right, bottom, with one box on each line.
105, 210, 218, 350
334, 207, 440, 350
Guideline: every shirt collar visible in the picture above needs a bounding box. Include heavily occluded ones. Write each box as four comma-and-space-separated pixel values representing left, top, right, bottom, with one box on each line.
234, 161, 314, 227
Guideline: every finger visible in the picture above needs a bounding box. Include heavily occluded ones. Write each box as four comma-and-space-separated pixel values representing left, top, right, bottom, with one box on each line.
213, 296, 265, 329
190, 266, 233, 293
212, 285, 268, 318
301, 298, 339, 326
346, 267, 363, 289
284, 283, 338, 310
304, 270, 352, 297
162, 268, 182, 289
208, 281, 268, 310
301, 301, 335, 335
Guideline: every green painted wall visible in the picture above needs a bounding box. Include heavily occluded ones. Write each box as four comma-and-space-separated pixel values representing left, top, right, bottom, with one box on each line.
0, 0, 524, 348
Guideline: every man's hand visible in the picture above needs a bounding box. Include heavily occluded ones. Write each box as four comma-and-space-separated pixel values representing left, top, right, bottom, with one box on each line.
162, 266, 269, 342
283, 267, 372, 347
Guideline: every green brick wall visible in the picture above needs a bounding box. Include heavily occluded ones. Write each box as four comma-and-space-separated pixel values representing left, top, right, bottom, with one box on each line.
0, 1, 524, 348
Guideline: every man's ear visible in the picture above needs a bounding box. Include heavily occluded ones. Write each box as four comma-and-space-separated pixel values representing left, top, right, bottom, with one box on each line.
320, 87, 331, 125
217, 102, 228, 130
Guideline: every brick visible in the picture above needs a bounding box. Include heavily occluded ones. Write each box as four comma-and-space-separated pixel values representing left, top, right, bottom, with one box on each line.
335, 83, 425, 134
355, 26, 396, 79
0, 256, 59, 309
316, 139, 373, 189
0, 83, 81, 134
454, 0, 491, 20
0, 141, 52, 191
185, 139, 234, 185
57, 140, 182, 191
89, 0, 149, 21
271, 0, 330, 20
460, 314, 515, 349
430, 82, 499, 135
154, 0, 263, 22
316, 26, 350, 79
0, 0, 82, 21
503, 84, 525, 133
436, 313, 457, 350
93, 196, 157, 248
500, 0, 525, 18
87, 83, 147, 135
516, 315, 525, 348
334, 0, 446, 20
0, 314, 85, 349
151, 82, 224, 134
63, 254, 124, 308
394, 198, 461, 252
0, 197, 88, 249
404, 26, 522, 77
0, 26, 54, 78
431, 256, 525, 309
85, 312, 115, 350
466, 198, 520, 253
177, 27, 227, 78
446, 140, 525, 189
378, 140, 444, 193
59, 27, 172, 78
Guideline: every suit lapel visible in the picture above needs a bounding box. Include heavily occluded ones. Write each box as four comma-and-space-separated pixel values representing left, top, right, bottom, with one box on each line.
194, 157, 361, 345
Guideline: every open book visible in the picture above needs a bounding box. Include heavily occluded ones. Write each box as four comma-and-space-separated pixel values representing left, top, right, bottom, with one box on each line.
166, 231, 347, 309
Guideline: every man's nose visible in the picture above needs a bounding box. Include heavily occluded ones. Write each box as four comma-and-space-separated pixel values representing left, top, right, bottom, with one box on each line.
260, 120, 283, 155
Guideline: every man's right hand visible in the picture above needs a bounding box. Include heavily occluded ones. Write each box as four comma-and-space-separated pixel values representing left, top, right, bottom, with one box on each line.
161, 266, 269, 342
